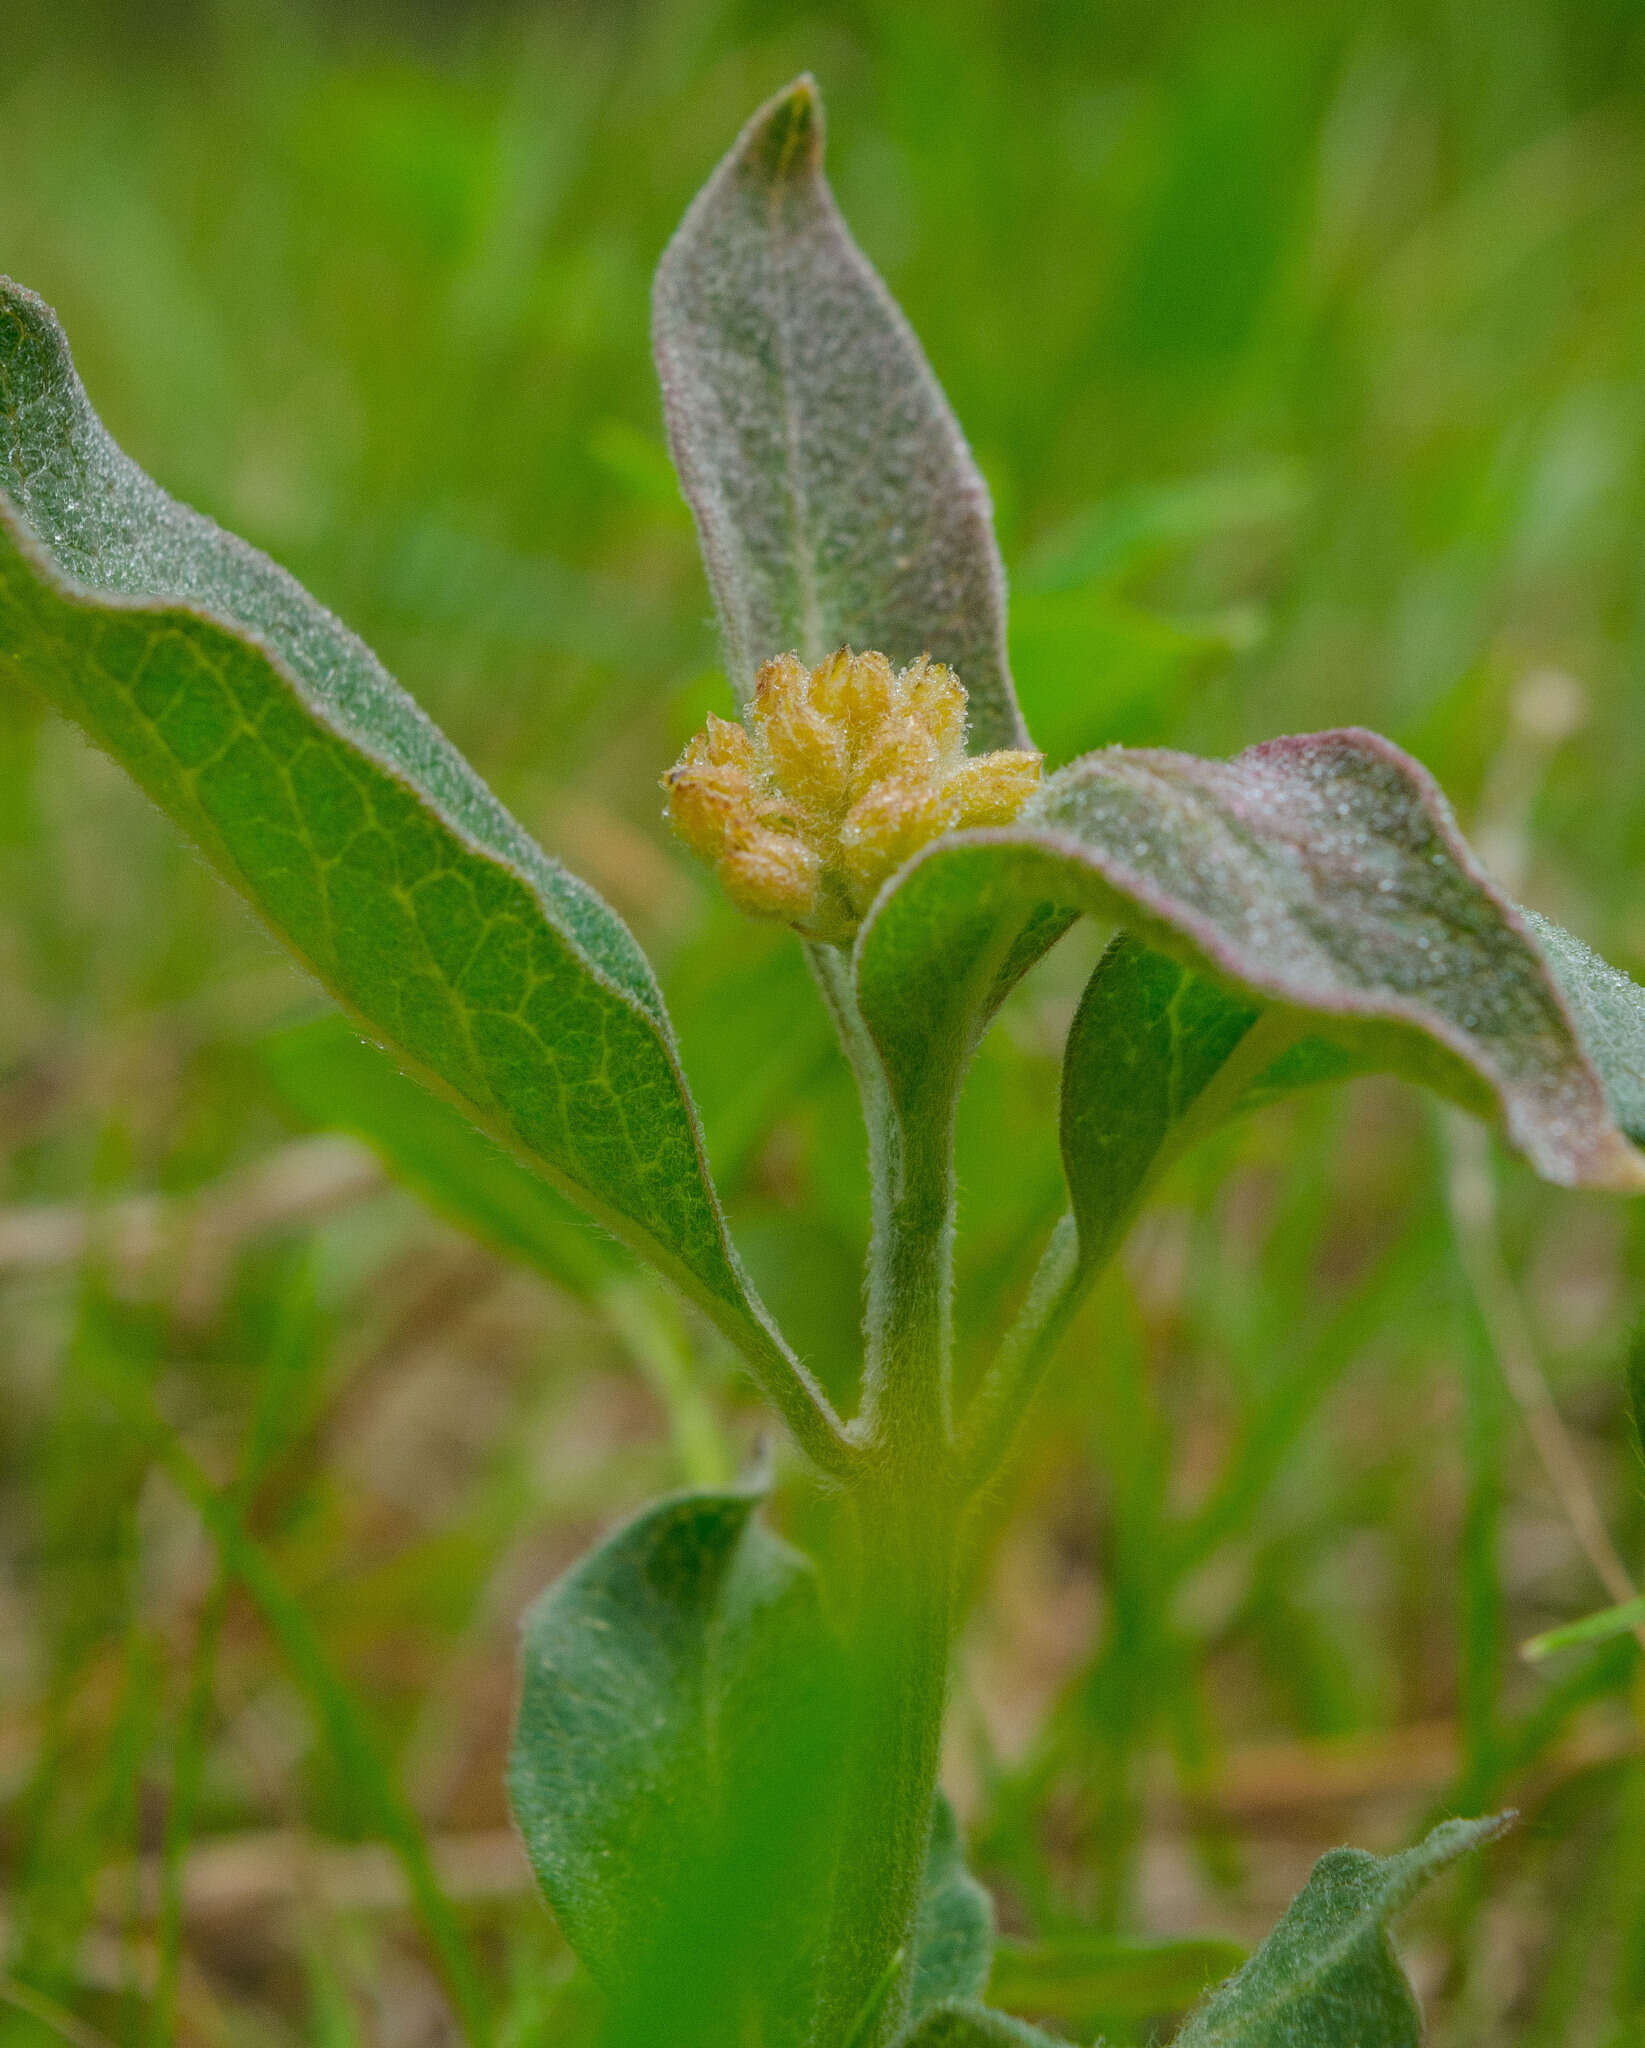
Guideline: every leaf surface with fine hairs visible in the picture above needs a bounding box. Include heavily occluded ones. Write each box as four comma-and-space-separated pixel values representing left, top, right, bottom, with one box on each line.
654, 75, 1027, 753
858, 730, 1645, 1222
894, 2002, 1058, 2046
508, 1491, 847, 2047
1173, 1815, 1511, 2046
909, 1796, 995, 2017
0, 278, 845, 1459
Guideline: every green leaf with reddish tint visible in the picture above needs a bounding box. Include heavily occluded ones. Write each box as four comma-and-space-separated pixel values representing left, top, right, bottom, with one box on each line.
653, 76, 1028, 754
0, 278, 851, 1466
508, 1492, 848, 2048
1520, 907, 1645, 1144
858, 730, 1645, 1231
1173, 1815, 1511, 2046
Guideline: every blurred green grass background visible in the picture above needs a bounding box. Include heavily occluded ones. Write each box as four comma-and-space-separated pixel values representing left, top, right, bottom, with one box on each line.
3, 0, 1645, 2041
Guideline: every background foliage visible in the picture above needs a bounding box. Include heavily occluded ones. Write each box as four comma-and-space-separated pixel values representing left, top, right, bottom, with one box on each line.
2, 0, 1645, 2041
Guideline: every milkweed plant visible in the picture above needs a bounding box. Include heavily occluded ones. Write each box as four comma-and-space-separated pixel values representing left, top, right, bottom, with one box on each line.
4, 75, 1645, 2048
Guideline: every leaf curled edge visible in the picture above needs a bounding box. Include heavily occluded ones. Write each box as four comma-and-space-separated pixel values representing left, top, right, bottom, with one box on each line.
0, 278, 829, 1439
654, 76, 1028, 753
859, 728, 1645, 1198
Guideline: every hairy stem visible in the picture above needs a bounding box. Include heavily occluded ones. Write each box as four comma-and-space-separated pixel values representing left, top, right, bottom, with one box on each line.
811, 1476, 956, 2047
807, 940, 961, 2043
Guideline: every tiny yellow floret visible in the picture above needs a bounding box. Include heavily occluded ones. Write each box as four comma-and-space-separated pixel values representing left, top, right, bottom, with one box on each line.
660, 648, 1041, 942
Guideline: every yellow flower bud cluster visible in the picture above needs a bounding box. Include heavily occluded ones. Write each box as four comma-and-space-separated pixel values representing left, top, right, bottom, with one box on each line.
661, 647, 1042, 943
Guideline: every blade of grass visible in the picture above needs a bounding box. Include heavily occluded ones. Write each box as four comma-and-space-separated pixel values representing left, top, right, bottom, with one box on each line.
1444, 1111, 1645, 1652
0, 1979, 121, 2048
150, 1253, 332, 2048
10, 1276, 156, 2000
167, 1447, 493, 2048
1456, 1261, 1507, 1806
1171, 1217, 1433, 1577
81, 1355, 493, 2048
1522, 1596, 1645, 1661
149, 1585, 226, 2048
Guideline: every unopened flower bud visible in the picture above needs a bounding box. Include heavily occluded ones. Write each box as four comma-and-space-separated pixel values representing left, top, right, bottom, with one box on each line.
848, 712, 940, 803
720, 831, 826, 928
811, 646, 895, 731
661, 646, 1042, 942
902, 657, 968, 753
754, 653, 850, 814
838, 777, 950, 911
660, 760, 752, 864
942, 750, 1045, 828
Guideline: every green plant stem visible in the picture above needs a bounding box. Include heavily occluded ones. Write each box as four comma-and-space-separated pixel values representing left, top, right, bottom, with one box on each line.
812, 1475, 957, 2047
703, 1272, 862, 1479
808, 941, 961, 2044
809, 942, 955, 1452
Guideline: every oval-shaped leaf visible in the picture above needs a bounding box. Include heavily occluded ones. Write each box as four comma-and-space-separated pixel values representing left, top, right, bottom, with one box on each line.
654, 77, 1028, 753
0, 279, 847, 1459
857, 730, 1645, 1198
508, 1491, 848, 2045
1173, 1814, 1511, 2047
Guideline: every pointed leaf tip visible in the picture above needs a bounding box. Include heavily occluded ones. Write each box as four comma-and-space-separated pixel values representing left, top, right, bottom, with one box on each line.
743, 75, 823, 181
654, 80, 1027, 752
1174, 1813, 1512, 2047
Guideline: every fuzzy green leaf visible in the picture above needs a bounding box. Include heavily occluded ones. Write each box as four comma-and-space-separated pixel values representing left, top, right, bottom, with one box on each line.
1173, 1814, 1511, 2047
1521, 908, 1645, 1144
910, 1797, 995, 2016
653, 76, 1028, 753
858, 731, 1645, 1209
0, 279, 840, 1446
895, 2003, 1059, 2047
507, 1491, 847, 2046
1059, 936, 1260, 1276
